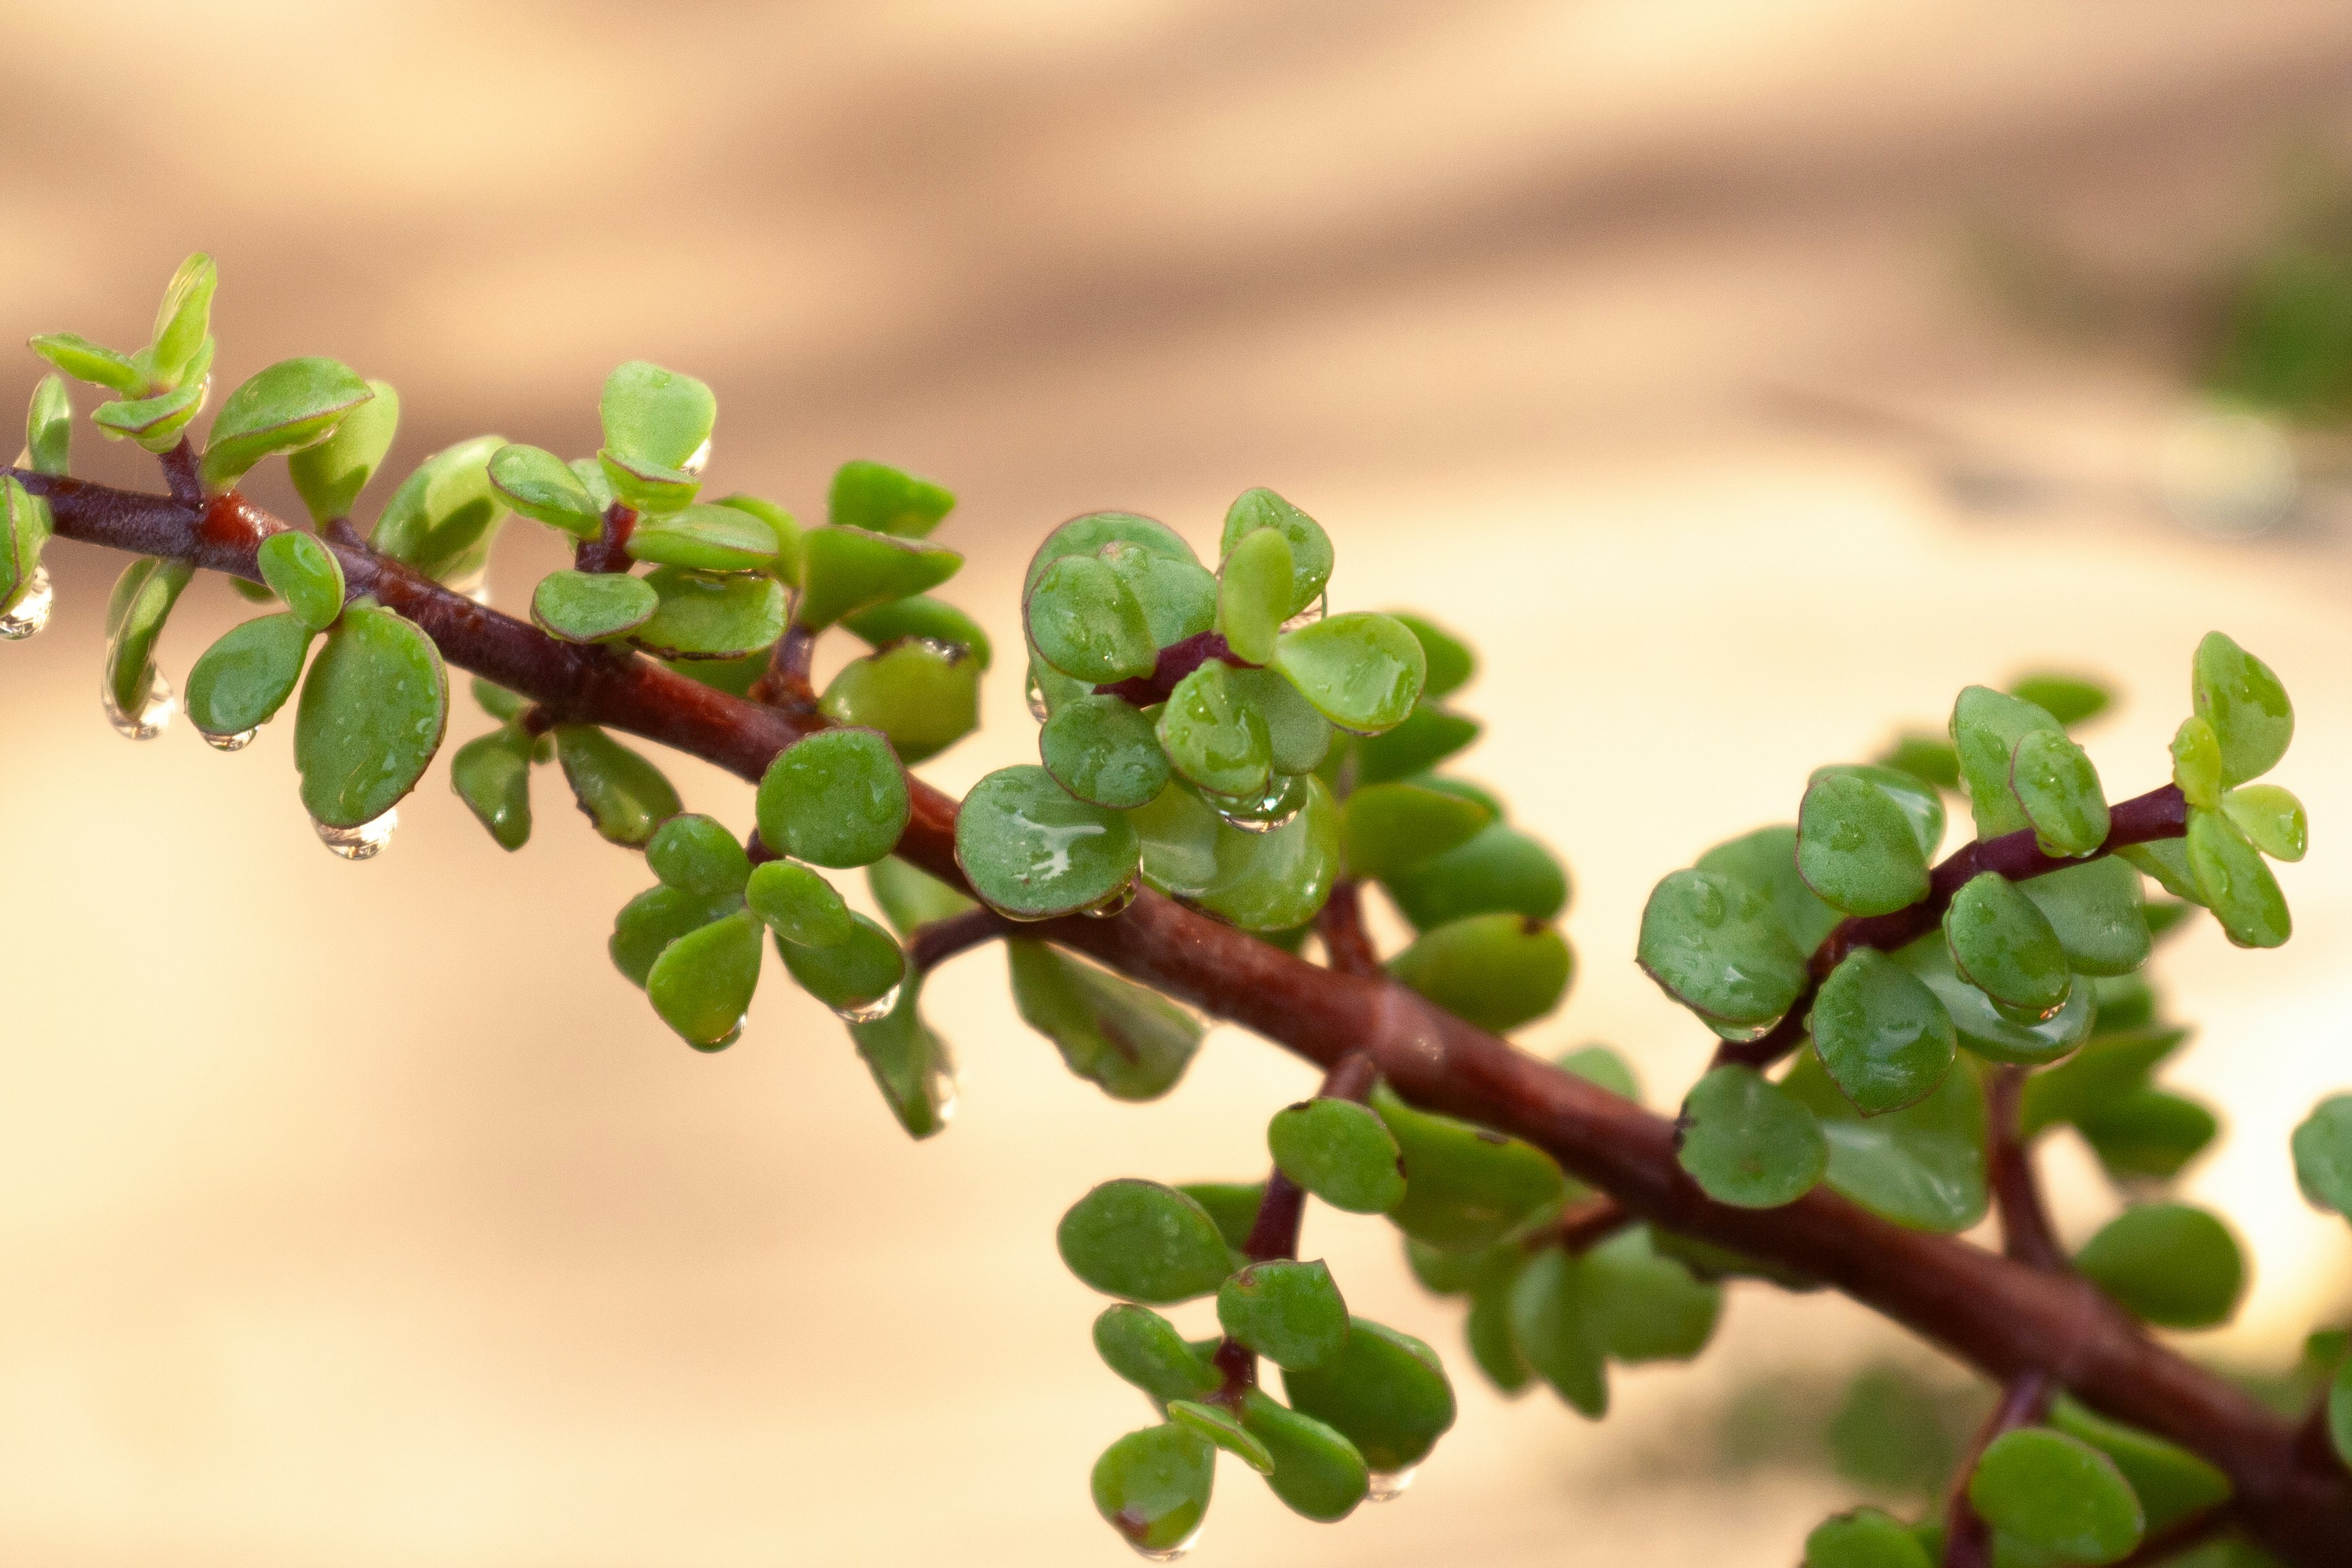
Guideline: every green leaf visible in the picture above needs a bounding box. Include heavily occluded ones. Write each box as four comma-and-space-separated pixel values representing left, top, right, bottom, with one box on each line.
532, 569, 659, 644
1784, 1049, 1988, 1232
714, 495, 800, 584
1219, 1259, 1350, 1370
199, 357, 373, 491
1268, 1098, 1405, 1214
2076, 1089, 2218, 1182
625, 501, 779, 572
1508, 1247, 1607, 1416
1697, 823, 1842, 952
1129, 775, 1342, 931
600, 360, 715, 477
472, 677, 527, 723
1024, 511, 1199, 598
828, 459, 953, 538
798, 525, 962, 632
1799, 770, 1932, 916
186, 612, 311, 740
1281, 1318, 1454, 1471
1805, 1508, 1933, 1568
755, 728, 909, 869
2116, 838, 2202, 904
632, 566, 786, 659
1165, 1399, 1275, 1473
1381, 821, 1568, 933
1090, 1424, 1214, 1555
1007, 939, 1203, 1101
1558, 1043, 1641, 1101
1385, 912, 1572, 1033
1811, 947, 1957, 1114
1058, 1179, 1237, 1303
1465, 1264, 1531, 1393
2191, 631, 2292, 785
1386, 612, 1473, 700
2187, 808, 2290, 949
609, 883, 744, 988
746, 860, 852, 947
1094, 1305, 1219, 1408
2018, 1026, 2189, 1138
102, 555, 194, 730
1157, 659, 1271, 798
1676, 1066, 1828, 1209
1229, 664, 1333, 774
1239, 1391, 1369, 1522
867, 858, 975, 938
1968, 1428, 2144, 1565
1221, 488, 1333, 616
1026, 551, 1158, 683
645, 813, 751, 896
1181, 1183, 1264, 1253
1372, 1082, 1567, 1249
487, 443, 604, 537
1041, 693, 1170, 809
1582, 1226, 1723, 1362
29, 332, 144, 395
1637, 868, 1810, 1036
2171, 716, 2225, 811
2019, 858, 2150, 979
2009, 672, 2112, 729
842, 593, 991, 669
843, 973, 955, 1137
450, 727, 534, 851
2222, 783, 2307, 862
1343, 780, 1493, 881
255, 532, 346, 632
776, 909, 904, 1017
291, 601, 448, 828
2010, 728, 2110, 857
25, 374, 70, 476
1354, 702, 1480, 786
1950, 685, 2063, 839
956, 764, 1139, 918
553, 724, 681, 846
147, 252, 217, 385
2075, 1203, 2244, 1328
1102, 541, 1218, 650
1272, 612, 1426, 735
645, 909, 762, 1049
2047, 1396, 2232, 1537
1820, 763, 1947, 860
1217, 526, 1293, 665
819, 640, 980, 765
2293, 1094, 2352, 1216
1901, 935, 2096, 1066
1944, 872, 2071, 1017
568, 457, 615, 520
93, 381, 205, 453
370, 436, 510, 586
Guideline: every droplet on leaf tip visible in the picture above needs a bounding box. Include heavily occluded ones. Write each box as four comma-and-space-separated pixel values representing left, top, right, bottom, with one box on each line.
200, 725, 261, 752
0, 565, 54, 640
101, 668, 176, 740
313, 806, 398, 862
832, 981, 904, 1025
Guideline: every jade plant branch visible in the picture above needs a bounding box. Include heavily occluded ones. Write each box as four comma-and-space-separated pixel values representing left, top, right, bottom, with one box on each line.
15, 462, 2351, 1565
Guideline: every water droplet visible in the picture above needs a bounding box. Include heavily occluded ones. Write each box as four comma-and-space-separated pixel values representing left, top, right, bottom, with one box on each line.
1708, 1017, 1776, 1046
690, 1020, 746, 1053
681, 436, 713, 476
1127, 1524, 1203, 1563
1026, 670, 1052, 723
0, 565, 54, 640
834, 981, 904, 1026
200, 726, 260, 752
1081, 878, 1139, 918
444, 562, 493, 608
1278, 593, 1328, 635
102, 668, 176, 740
1208, 774, 1306, 834
929, 1062, 961, 1125
1366, 1467, 1417, 1503
314, 806, 398, 862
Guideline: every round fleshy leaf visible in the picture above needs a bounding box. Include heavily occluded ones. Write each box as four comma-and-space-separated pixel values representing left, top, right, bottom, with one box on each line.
631, 567, 786, 659
646, 909, 762, 1049
1101, 541, 1218, 650
1130, 776, 1342, 931
1387, 612, 1473, 700
1026, 551, 1158, 684
187, 612, 311, 739
1877, 732, 1961, 790
842, 593, 992, 669
1219, 1259, 1350, 1370
1094, 1305, 1218, 1407
30, 331, 144, 395
1182, 1183, 1266, 1254
1090, 1424, 1214, 1556
1386, 913, 1571, 1034
819, 640, 980, 765
1221, 487, 1333, 615
1583, 1226, 1722, 1363
1812, 764, 1946, 860
1676, 1065, 1828, 1209
1268, 1098, 1404, 1215
1341, 780, 1492, 882
776, 909, 904, 1015
369, 436, 510, 586
1279, 1318, 1455, 1471
2074, 1202, 2245, 1328
625, 502, 779, 571
1354, 701, 1480, 785
199, 357, 373, 491
1805, 1508, 1932, 1568
2191, 630, 2291, 785
2019, 858, 2149, 979
1166, 1400, 1275, 1474
1058, 1179, 1237, 1303
487, 443, 604, 537
2222, 783, 2307, 862
1271, 612, 1426, 735
841, 975, 953, 1137
2293, 1094, 2352, 1216
2186, 807, 2290, 949
1157, 659, 1271, 799
2010, 728, 2110, 857
1382, 821, 1568, 932
715, 495, 800, 584
1943, 872, 2071, 1017
93, 382, 206, 453
102, 555, 193, 719
287, 379, 399, 525
1968, 1428, 2144, 1565
756, 728, 909, 869
600, 360, 714, 475
1024, 511, 1199, 598
868, 858, 976, 938
2170, 715, 2224, 811
828, 459, 953, 538
1797, 770, 1931, 916
2078, 1088, 2218, 1182
1949, 684, 2062, 839
1041, 693, 1169, 808
450, 727, 533, 851
1637, 868, 1810, 1035
1239, 1389, 1369, 1522
1697, 823, 1841, 953
1811, 947, 1956, 1115
1217, 526, 1293, 665
256, 531, 347, 632
553, 725, 681, 847
294, 602, 448, 828
746, 860, 853, 948
609, 884, 743, 989
1007, 940, 1202, 1101
798, 525, 962, 632
2046, 1396, 2232, 1538
1228, 665, 1333, 775
532, 569, 659, 644
148, 252, 217, 384
1783, 1048, 1988, 1233
647, 813, 751, 896
1372, 1083, 1566, 1250
25, 374, 71, 477
2008, 672, 2112, 729
956, 764, 1139, 919
1903, 936, 2095, 1066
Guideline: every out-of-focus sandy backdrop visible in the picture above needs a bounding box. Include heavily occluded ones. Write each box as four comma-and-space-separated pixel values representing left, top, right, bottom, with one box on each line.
6, 2, 2352, 1563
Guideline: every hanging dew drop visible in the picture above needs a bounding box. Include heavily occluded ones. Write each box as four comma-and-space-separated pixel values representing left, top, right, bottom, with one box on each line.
1708, 1016, 1776, 1046
681, 436, 713, 476
1126, 1524, 1203, 1563
929, 1062, 961, 1126
1026, 670, 1052, 723
0, 565, 54, 640
1209, 773, 1306, 834
314, 806, 398, 862
200, 726, 260, 752
691, 1020, 746, 1052
1366, 1466, 1417, 1503
834, 981, 903, 1026
101, 668, 176, 740
1081, 878, 1139, 918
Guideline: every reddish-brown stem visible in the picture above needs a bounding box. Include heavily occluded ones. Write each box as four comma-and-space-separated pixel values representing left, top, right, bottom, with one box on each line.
750, 619, 819, 710
1316, 880, 1383, 979
574, 503, 636, 574
1987, 1065, 2068, 1273
1094, 629, 1245, 706
158, 438, 202, 507
1943, 1370, 2055, 1568
1538, 1195, 1634, 1255
17, 466, 2350, 1567
908, 906, 1013, 973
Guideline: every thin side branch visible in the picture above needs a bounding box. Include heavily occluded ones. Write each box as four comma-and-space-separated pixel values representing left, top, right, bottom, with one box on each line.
1943, 1371, 2055, 1568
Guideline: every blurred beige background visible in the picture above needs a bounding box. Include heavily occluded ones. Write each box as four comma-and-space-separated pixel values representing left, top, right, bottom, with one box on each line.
7, 1, 2352, 1563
